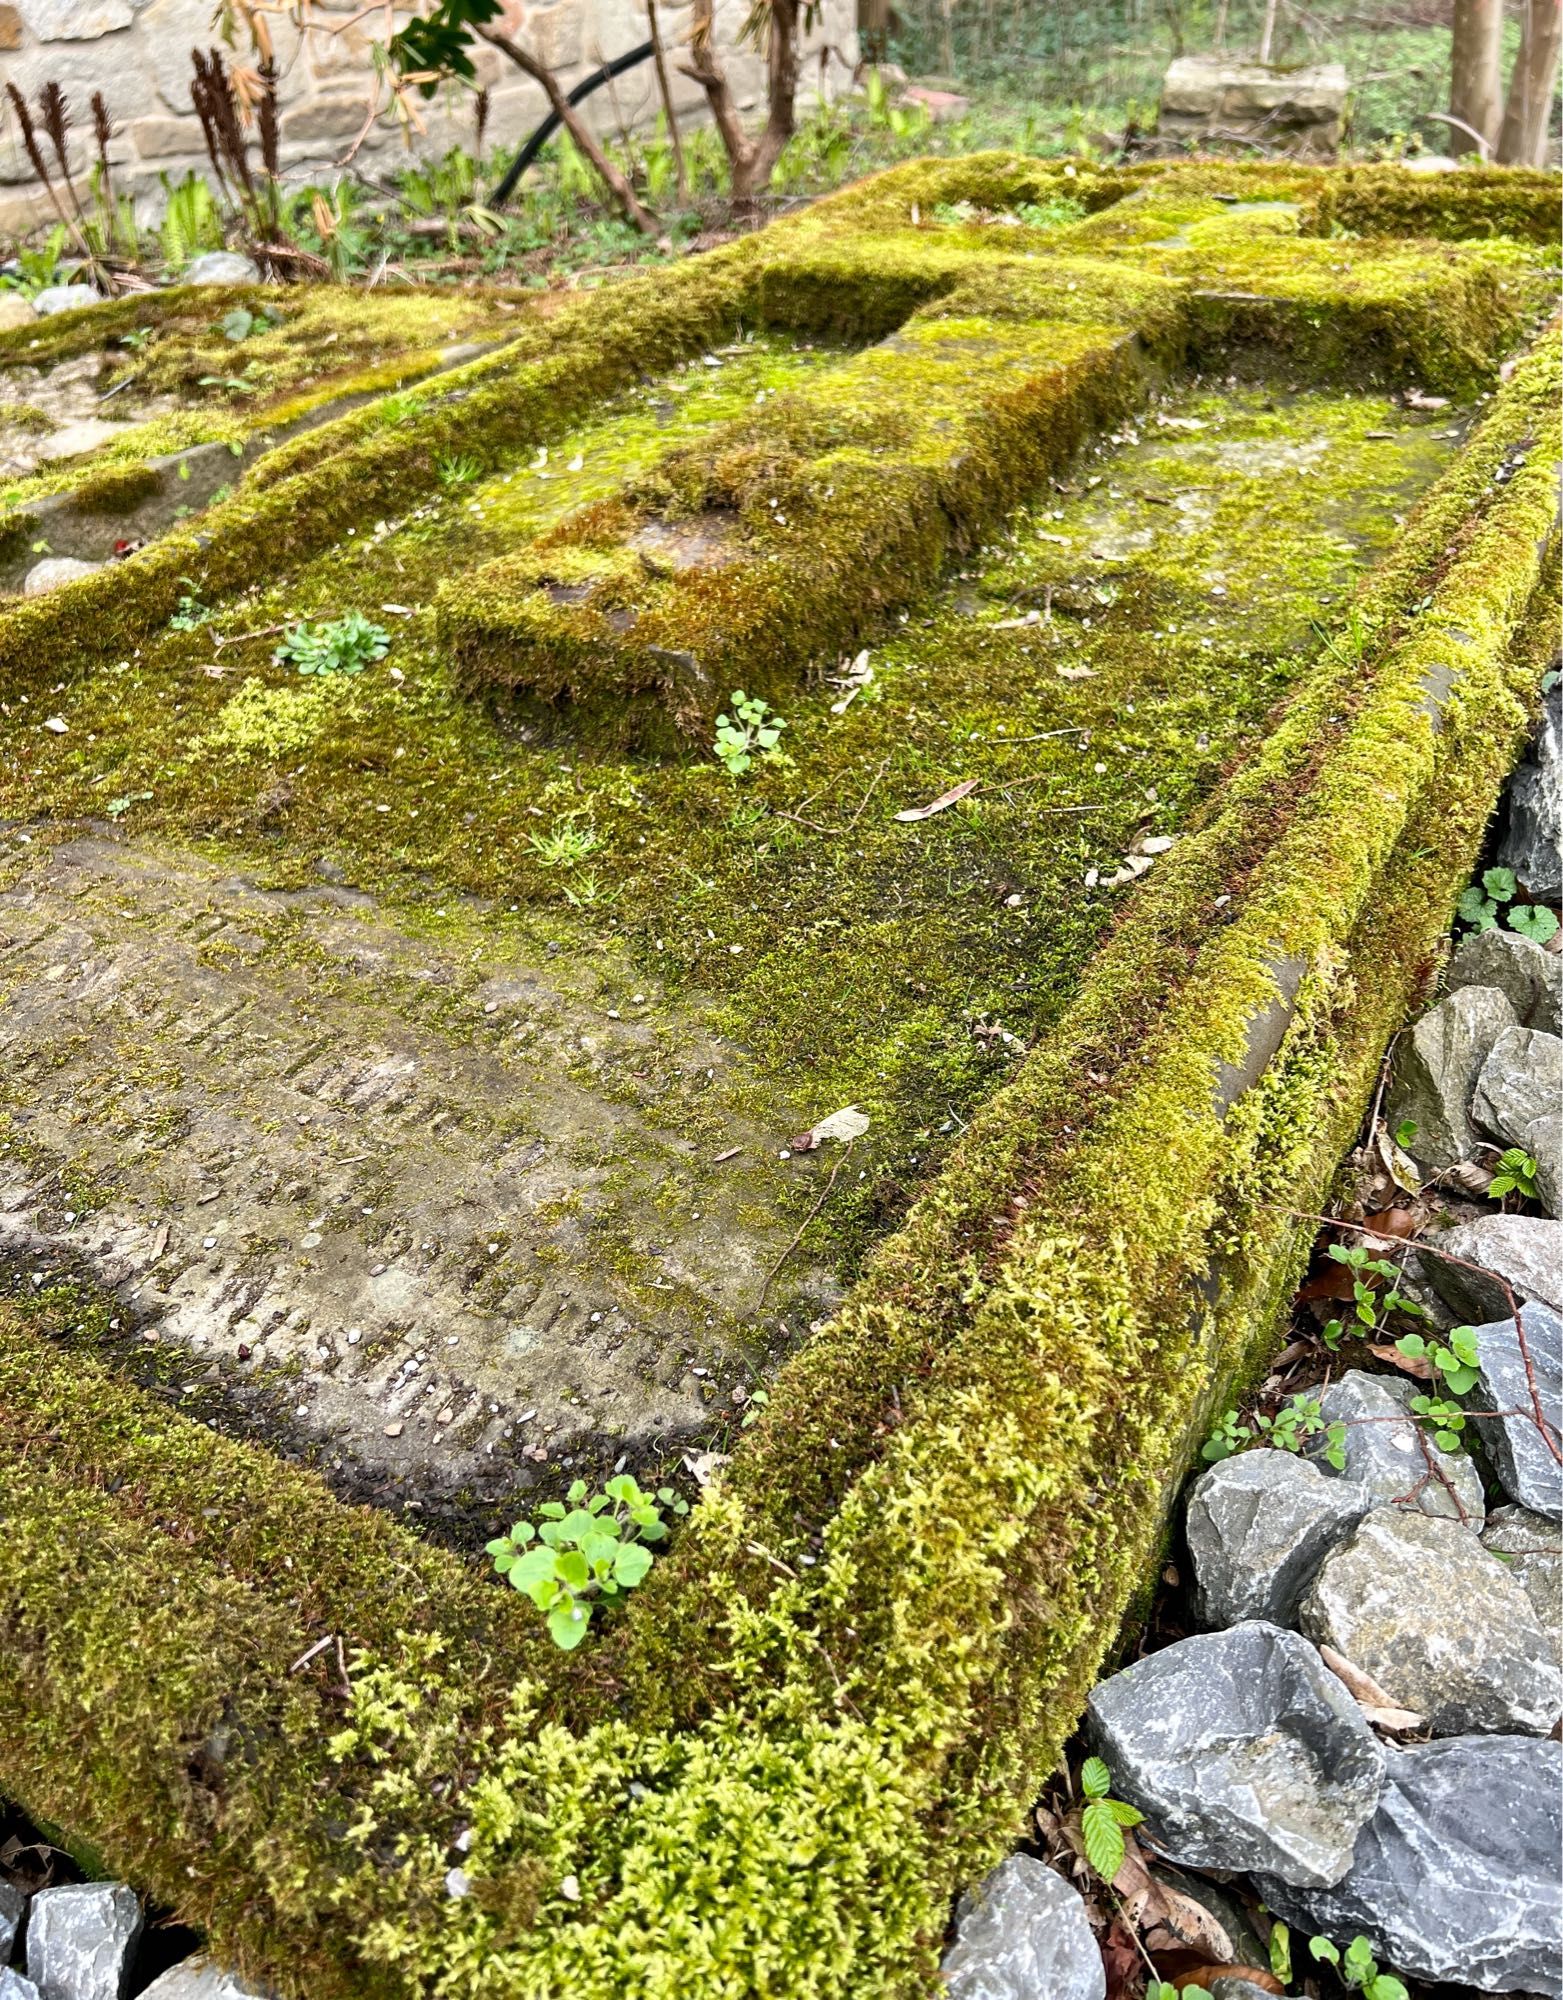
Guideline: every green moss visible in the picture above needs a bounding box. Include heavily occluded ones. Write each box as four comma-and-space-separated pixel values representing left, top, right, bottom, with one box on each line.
0, 158, 1557, 2000
63, 460, 165, 515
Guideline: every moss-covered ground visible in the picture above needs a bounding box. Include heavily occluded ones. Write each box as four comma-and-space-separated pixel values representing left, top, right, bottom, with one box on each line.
0, 154, 1557, 2000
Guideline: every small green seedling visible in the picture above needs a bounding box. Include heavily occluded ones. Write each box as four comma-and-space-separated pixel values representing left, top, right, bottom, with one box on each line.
1320, 1242, 1427, 1352
218, 304, 282, 343
740, 1387, 770, 1429
1310, 1932, 1408, 2000
1077, 1755, 1142, 1882
1489, 1147, 1541, 1201
1457, 866, 1559, 944
168, 584, 213, 632
1203, 1393, 1345, 1469
487, 1474, 688, 1651
527, 820, 600, 868
714, 691, 786, 777
437, 451, 483, 488
273, 612, 390, 677
1395, 1322, 1480, 1398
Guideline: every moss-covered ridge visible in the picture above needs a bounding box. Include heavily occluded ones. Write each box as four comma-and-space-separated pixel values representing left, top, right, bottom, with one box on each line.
1, 279, 1555, 1999
1, 154, 1553, 695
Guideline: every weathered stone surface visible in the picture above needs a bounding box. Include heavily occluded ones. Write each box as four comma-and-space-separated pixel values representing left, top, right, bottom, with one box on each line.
26, 1882, 142, 2000
1386, 985, 1518, 1170
35, 417, 135, 462
1186, 1448, 1369, 1628
1446, 925, 1562, 1035
1474, 1026, 1563, 1152
1527, 1110, 1562, 1216
1257, 1735, 1563, 1996
1500, 681, 1561, 902
1209, 1983, 1278, 2000
1158, 57, 1347, 157
1, 1971, 44, 2000
1482, 1504, 1561, 1659
941, 1855, 1105, 2000
0, 1882, 26, 1964
23, 0, 132, 35
137, 1955, 270, 2000
30, 285, 101, 318
0, 294, 36, 331
1310, 1369, 1484, 1525
1424, 1214, 1563, 1321
179, 251, 262, 286
1086, 1622, 1384, 1888
22, 556, 105, 595
1468, 1305, 1563, 1518
1299, 1507, 1563, 1736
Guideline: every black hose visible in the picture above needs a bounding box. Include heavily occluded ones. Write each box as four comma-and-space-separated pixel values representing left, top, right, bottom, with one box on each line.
490, 40, 658, 207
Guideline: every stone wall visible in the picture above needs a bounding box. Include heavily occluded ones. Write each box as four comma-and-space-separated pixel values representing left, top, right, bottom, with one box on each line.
1157, 56, 1348, 159
0, 0, 857, 235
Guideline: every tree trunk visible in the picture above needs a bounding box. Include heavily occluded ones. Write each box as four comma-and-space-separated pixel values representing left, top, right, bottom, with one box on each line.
681, 0, 802, 206
475, 23, 659, 234
1449, 0, 1505, 156
1497, 0, 1561, 164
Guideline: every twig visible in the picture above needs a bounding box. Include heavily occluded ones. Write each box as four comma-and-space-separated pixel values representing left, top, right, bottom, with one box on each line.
843, 757, 889, 833
288, 1633, 335, 1673
759, 1142, 853, 1305
212, 622, 288, 650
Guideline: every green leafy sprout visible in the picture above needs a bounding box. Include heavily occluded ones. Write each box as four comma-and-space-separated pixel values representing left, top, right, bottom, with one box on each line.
1310, 1932, 1409, 2000
1202, 1392, 1345, 1469
713, 690, 786, 777
1077, 1754, 1142, 1882
1457, 865, 1559, 944
487, 1473, 688, 1650
1489, 1146, 1541, 1201
273, 612, 390, 678
1319, 1240, 1427, 1352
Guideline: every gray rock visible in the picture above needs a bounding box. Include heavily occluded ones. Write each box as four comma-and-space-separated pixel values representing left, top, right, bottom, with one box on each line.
22, 556, 104, 596
1446, 926, 1561, 1035
1256, 1735, 1563, 1995
1500, 681, 1561, 903
25, 1884, 141, 2000
1186, 1448, 1369, 1628
1386, 985, 1518, 1171
1, 1972, 43, 2000
0, 1883, 25, 1963
1310, 1369, 1485, 1526
1210, 1984, 1277, 2000
1474, 1027, 1563, 1152
30, 286, 100, 318
0, 295, 37, 332
1527, 1111, 1561, 1216
1468, 1306, 1562, 1518
1086, 1621, 1384, 1888
1482, 1505, 1562, 1653
940, 1855, 1105, 2000
1424, 1214, 1563, 1321
178, 251, 262, 287
1299, 1507, 1562, 1736
137, 1957, 270, 2000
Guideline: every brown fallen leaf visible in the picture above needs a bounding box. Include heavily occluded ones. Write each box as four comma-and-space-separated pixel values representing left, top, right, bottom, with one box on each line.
1362, 1206, 1418, 1241
1114, 1838, 1233, 1960
1369, 1340, 1433, 1381
1101, 1919, 1143, 2000
1374, 1125, 1423, 1194
1174, 1967, 1283, 1994
894, 777, 980, 822
1320, 1643, 1428, 1732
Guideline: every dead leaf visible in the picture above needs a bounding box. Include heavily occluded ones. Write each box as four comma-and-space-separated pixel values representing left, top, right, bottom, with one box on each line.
1368, 1341, 1433, 1380
1175, 1968, 1282, 1994
1319, 1643, 1427, 1731
1362, 1206, 1417, 1241
1404, 387, 1450, 411
1114, 1839, 1234, 1960
1057, 663, 1097, 680
1101, 1920, 1143, 2000
681, 1449, 729, 1487
894, 778, 979, 822
712, 1146, 742, 1163
1447, 1158, 1495, 1196
810, 1106, 870, 1143
1373, 1125, 1423, 1193
1102, 853, 1155, 889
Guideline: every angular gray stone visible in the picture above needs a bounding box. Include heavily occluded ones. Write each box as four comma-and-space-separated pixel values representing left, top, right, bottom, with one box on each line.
1482, 1505, 1562, 1655
1446, 925, 1562, 1036
26, 1883, 141, 2000
1474, 1027, 1563, 1152
1298, 1506, 1563, 1736
1527, 1110, 1562, 1217
1, 1972, 43, 2000
941, 1855, 1105, 2000
0, 1884, 25, 1964
1468, 1306, 1563, 1518
23, 556, 104, 596
1500, 681, 1561, 903
1210, 1984, 1277, 2000
1256, 1735, 1563, 1996
179, 251, 262, 287
1386, 985, 1518, 1171
1186, 1448, 1369, 1628
1309, 1369, 1485, 1526
1085, 1622, 1384, 1888
1424, 1214, 1563, 1321
30, 285, 101, 318
137, 1957, 270, 2000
